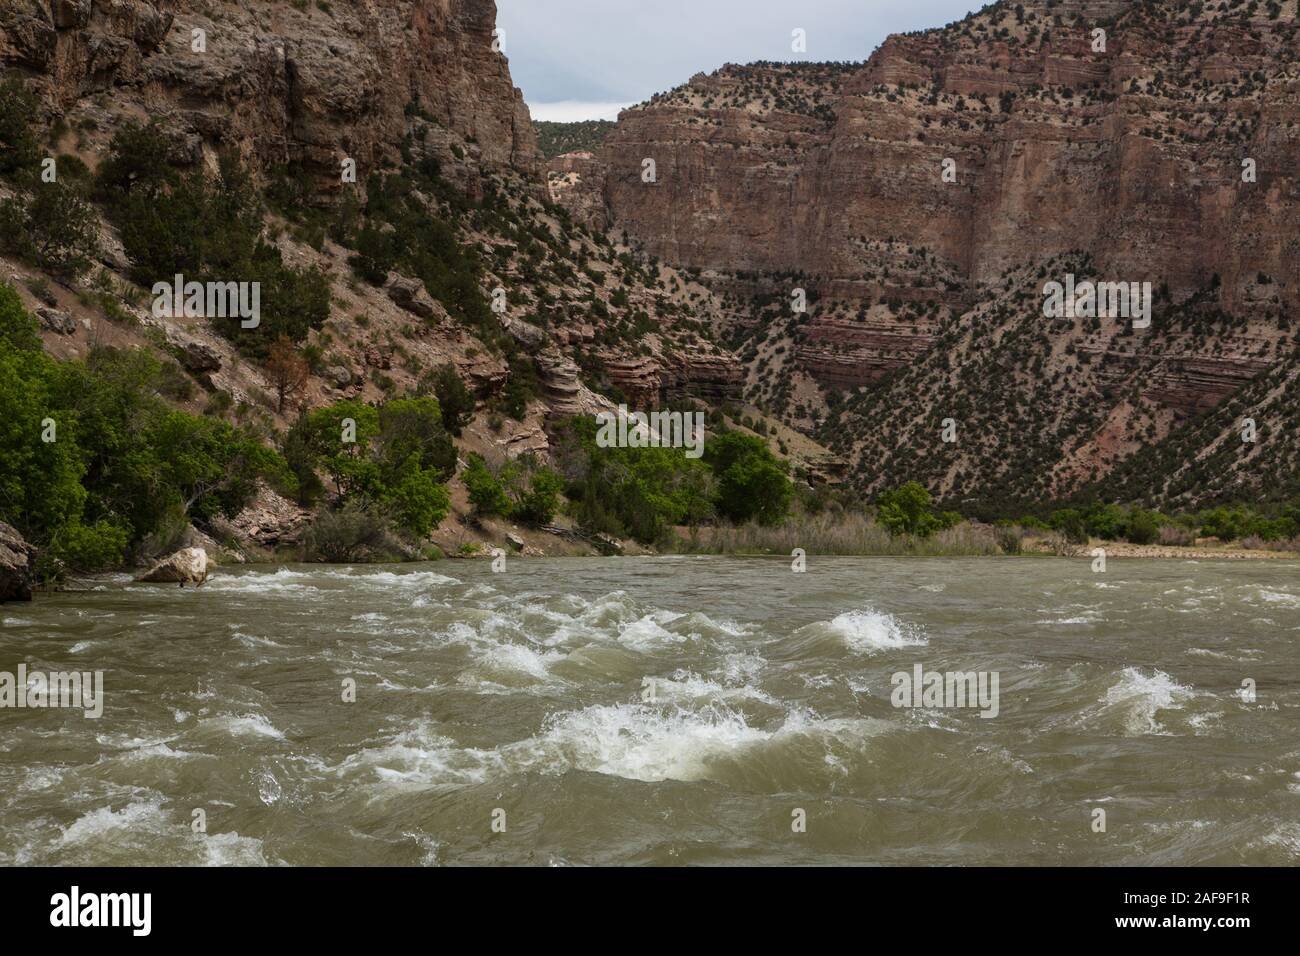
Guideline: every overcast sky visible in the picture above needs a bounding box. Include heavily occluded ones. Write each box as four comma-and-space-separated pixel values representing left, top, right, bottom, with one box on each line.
497, 0, 987, 122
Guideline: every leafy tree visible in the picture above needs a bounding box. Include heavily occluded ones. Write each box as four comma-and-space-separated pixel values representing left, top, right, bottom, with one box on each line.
426, 363, 474, 436
462, 454, 511, 517
377, 397, 456, 482
1126, 509, 1158, 545
289, 397, 453, 541
302, 400, 382, 499
876, 482, 955, 538
0, 179, 101, 277
550, 415, 716, 543
705, 431, 792, 526
383, 454, 450, 536
501, 455, 563, 525
0, 283, 288, 576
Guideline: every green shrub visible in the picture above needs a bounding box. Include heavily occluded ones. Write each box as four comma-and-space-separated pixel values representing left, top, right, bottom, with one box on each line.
0, 179, 101, 277
462, 454, 511, 517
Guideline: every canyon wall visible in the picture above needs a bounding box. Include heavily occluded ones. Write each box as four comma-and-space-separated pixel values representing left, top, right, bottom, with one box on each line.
0, 0, 541, 190
589, 2, 1298, 317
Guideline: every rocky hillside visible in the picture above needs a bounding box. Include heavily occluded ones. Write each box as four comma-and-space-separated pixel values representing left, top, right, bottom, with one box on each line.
1, 0, 846, 574
547, 0, 1300, 510
2, 0, 541, 189
0, 0, 767, 524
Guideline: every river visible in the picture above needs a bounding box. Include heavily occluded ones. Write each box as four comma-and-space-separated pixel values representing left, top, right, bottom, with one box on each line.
2, 555, 1298, 865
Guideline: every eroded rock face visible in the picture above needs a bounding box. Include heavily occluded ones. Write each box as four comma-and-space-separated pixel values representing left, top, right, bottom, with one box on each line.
229, 483, 311, 548
0, 521, 35, 603
545, 150, 608, 231
135, 546, 208, 585
5, 0, 541, 192
561, 3, 1298, 343
595, 11, 1298, 317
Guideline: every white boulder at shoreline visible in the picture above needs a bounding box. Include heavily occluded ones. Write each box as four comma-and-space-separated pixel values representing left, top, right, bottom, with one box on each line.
136, 548, 209, 586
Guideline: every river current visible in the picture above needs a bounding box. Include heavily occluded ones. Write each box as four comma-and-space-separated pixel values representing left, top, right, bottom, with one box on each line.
2, 556, 1298, 865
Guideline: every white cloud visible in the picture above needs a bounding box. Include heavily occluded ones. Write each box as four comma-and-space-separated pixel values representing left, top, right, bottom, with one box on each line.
528, 101, 636, 123
498, 0, 984, 106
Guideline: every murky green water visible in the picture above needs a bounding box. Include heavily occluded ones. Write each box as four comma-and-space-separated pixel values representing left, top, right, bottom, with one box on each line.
2, 556, 1298, 865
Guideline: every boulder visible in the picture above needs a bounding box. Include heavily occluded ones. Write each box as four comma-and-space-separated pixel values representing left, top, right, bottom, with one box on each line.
36, 307, 78, 335
177, 340, 221, 373
135, 547, 208, 586
326, 364, 354, 388
0, 521, 35, 603
505, 531, 525, 551
500, 314, 549, 351
386, 273, 437, 319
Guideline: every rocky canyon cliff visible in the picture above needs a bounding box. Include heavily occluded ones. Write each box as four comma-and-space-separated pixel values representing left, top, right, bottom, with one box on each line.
547, 0, 1300, 510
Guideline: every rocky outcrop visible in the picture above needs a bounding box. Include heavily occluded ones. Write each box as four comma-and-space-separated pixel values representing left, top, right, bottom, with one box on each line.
545, 150, 608, 231
135, 546, 208, 586
0, 521, 35, 603
603, 355, 660, 407
228, 483, 311, 548
660, 347, 743, 402
591, 5, 1298, 319
36, 307, 77, 335
539, 1, 1300, 499
386, 273, 440, 321
4, 0, 541, 193
171, 336, 221, 374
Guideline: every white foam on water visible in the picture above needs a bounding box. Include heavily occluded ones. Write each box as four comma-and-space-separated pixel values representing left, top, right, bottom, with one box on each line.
507, 703, 892, 784
344, 570, 460, 588
333, 721, 504, 787
204, 571, 319, 595
59, 798, 166, 846
1100, 667, 1195, 735
19, 767, 64, 792
650, 670, 777, 706
1256, 589, 1300, 608
199, 713, 285, 740
522, 703, 768, 782
231, 630, 284, 649
404, 831, 443, 866
254, 768, 282, 805
1259, 823, 1300, 858
201, 831, 270, 866
470, 641, 565, 683
618, 614, 689, 652
823, 609, 925, 654
714, 652, 767, 685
